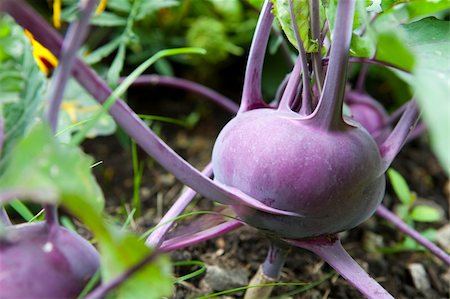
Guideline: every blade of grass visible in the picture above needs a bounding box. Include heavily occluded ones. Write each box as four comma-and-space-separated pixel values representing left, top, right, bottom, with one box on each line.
194, 282, 308, 299
70, 47, 206, 145
9, 199, 34, 221
173, 260, 206, 284
131, 141, 143, 217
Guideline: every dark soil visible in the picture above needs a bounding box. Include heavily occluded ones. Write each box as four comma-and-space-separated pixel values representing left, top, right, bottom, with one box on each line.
82, 75, 450, 299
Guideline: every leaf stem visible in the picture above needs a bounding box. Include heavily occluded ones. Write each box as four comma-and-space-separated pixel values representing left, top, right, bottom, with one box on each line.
47, 0, 97, 132
310, 0, 324, 92
159, 220, 243, 252
288, 0, 312, 115
45, 0, 97, 231
121, 75, 239, 113
311, 0, 356, 130
145, 163, 213, 248
288, 236, 394, 299
376, 205, 450, 266
239, 0, 273, 113
379, 100, 420, 170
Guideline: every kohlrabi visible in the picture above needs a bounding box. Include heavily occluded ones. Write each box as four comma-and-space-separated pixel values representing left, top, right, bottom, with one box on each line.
0, 222, 99, 299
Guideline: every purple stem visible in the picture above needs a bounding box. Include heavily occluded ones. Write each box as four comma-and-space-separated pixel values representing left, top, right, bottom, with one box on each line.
47, 0, 97, 131
310, 0, 324, 92
45, 0, 97, 232
159, 220, 243, 252
379, 100, 420, 170
323, 56, 411, 74
2, 0, 299, 217
146, 163, 213, 248
0, 208, 11, 226
120, 75, 239, 114
288, 0, 312, 115
312, 0, 356, 130
0, 114, 3, 157
288, 236, 394, 299
278, 55, 303, 111
355, 64, 369, 92
262, 242, 288, 279
85, 251, 159, 299
0, 189, 57, 205
376, 205, 450, 266
239, 0, 273, 113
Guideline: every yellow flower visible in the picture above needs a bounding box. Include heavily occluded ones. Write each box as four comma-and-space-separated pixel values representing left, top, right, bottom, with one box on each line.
53, 0, 108, 29
24, 30, 59, 76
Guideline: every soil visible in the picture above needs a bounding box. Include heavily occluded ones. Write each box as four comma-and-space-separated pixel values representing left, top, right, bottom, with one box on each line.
81, 67, 450, 299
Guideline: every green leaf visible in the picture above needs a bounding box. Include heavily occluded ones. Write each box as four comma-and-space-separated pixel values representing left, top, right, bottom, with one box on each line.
0, 17, 47, 170
272, 0, 318, 52
100, 233, 172, 299
85, 37, 121, 65
410, 205, 442, 223
90, 11, 127, 27
375, 28, 415, 71
381, 0, 450, 22
387, 168, 412, 206
401, 18, 450, 175
0, 124, 104, 213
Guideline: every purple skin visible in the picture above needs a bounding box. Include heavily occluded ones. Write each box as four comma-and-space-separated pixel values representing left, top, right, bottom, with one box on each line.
212, 109, 386, 239
0, 222, 100, 299
345, 90, 389, 134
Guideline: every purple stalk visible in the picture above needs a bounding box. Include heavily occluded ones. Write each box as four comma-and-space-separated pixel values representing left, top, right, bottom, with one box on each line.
323, 56, 411, 74
288, 0, 312, 115
0, 208, 11, 226
0, 114, 3, 157
288, 236, 394, 299
262, 242, 288, 278
159, 220, 243, 252
278, 56, 303, 111
45, 0, 97, 231
120, 75, 239, 113
2, 0, 299, 217
47, 0, 97, 131
311, 0, 356, 130
145, 163, 213, 248
85, 251, 159, 299
239, 0, 273, 113
355, 64, 370, 92
0, 189, 57, 205
376, 205, 450, 266
310, 0, 324, 92
380, 100, 420, 170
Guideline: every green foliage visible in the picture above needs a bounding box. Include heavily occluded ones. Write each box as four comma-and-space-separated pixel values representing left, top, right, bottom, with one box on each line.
402, 18, 450, 175
272, 0, 318, 52
0, 123, 173, 299
385, 168, 442, 252
0, 17, 46, 170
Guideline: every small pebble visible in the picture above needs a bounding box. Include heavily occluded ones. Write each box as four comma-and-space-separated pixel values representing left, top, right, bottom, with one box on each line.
408, 263, 431, 291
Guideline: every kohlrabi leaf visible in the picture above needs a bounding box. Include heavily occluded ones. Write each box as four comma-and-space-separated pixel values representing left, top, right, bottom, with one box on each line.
272, 0, 318, 52
90, 11, 127, 27
100, 233, 173, 299
380, 0, 450, 22
402, 18, 450, 175
0, 124, 104, 213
